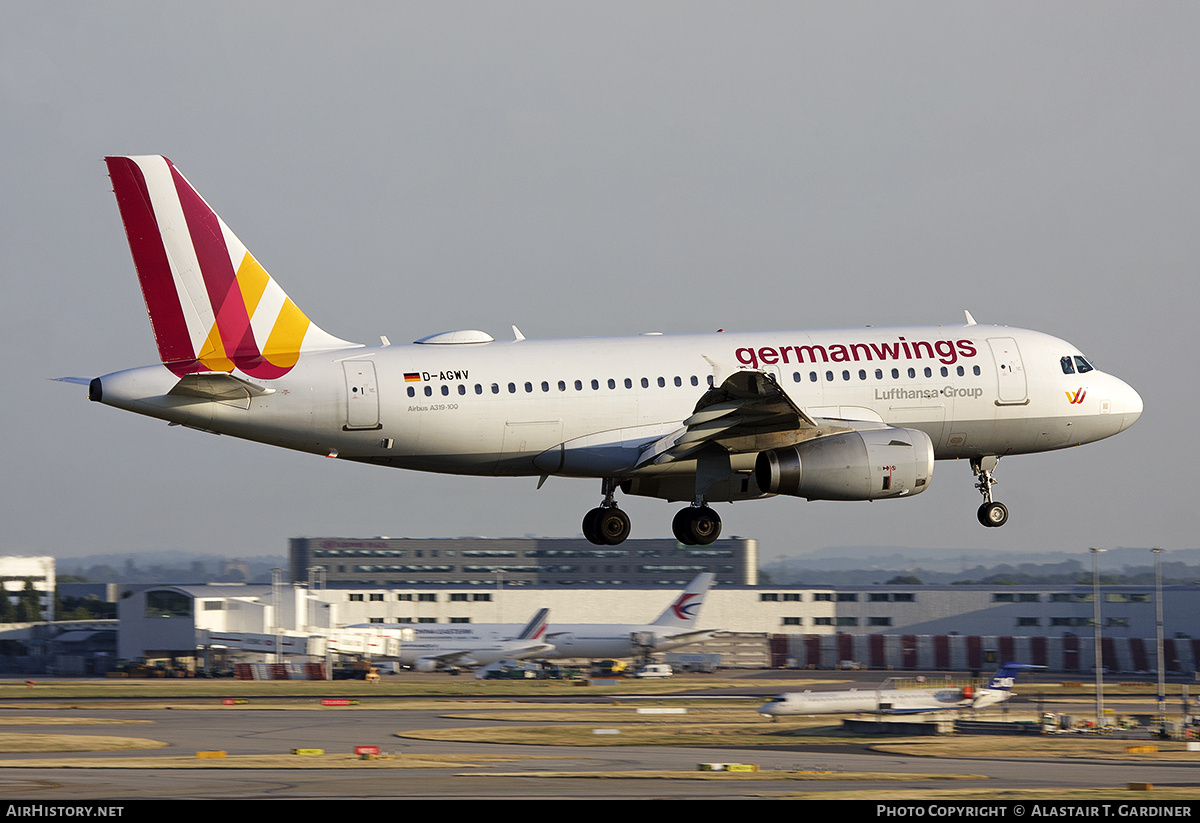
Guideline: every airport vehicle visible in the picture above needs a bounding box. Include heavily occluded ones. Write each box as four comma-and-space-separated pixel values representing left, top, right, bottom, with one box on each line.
385, 607, 553, 672
634, 664, 674, 678
70, 156, 1142, 544
757, 662, 1043, 718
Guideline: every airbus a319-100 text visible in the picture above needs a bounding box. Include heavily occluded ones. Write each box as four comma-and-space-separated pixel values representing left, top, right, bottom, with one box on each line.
63, 156, 1143, 545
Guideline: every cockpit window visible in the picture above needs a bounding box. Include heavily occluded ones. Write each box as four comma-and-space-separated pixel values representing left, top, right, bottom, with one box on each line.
1060, 356, 1075, 375
1074, 356, 1094, 374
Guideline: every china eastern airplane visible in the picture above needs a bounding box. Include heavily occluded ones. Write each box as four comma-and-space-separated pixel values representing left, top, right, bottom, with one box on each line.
64, 156, 1142, 545
757, 663, 1043, 718
361, 573, 716, 662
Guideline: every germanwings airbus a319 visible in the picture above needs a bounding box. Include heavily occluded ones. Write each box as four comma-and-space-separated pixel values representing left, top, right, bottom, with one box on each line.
66, 156, 1142, 545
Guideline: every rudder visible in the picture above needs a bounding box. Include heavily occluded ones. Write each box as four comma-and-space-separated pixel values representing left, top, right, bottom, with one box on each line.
105, 155, 357, 378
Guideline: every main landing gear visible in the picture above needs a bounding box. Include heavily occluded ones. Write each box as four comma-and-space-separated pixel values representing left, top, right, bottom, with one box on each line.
972, 456, 1009, 528
580, 480, 724, 546
672, 505, 722, 546
582, 478, 631, 546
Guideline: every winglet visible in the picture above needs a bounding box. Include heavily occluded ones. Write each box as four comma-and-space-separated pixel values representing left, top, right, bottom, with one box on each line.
104, 156, 359, 379
964, 310, 977, 326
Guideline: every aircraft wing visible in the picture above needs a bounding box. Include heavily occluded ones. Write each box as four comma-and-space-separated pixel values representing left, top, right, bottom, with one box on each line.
637, 365, 821, 467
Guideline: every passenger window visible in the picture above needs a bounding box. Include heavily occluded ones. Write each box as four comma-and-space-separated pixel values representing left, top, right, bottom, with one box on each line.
525, 382, 533, 393
575, 380, 583, 391
475, 384, 483, 394
657, 377, 666, 388
457, 385, 465, 395
973, 365, 981, 376
541, 381, 549, 392
424, 386, 432, 397
793, 372, 801, 383
591, 379, 599, 390
858, 369, 866, 380
891, 368, 899, 379
923, 367, 932, 378
841, 370, 850, 381
940, 367, 948, 377
674, 376, 682, 387
875, 369, 883, 379
407, 386, 415, 397
441, 385, 449, 396
956, 366, 964, 377
691, 376, 699, 386
825, 371, 834, 382
641, 377, 649, 388
508, 383, 516, 393
491, 383, 500, 394
624, 378, 632, 389
607, 378, 616, 390
908, 368, 916, 378
1061, 356, 1076, 375
809, 372, 817, 382
558, 380, 566, 392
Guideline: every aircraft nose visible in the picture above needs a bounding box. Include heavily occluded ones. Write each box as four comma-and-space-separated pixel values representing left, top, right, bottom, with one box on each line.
1118, 380, 1143, 432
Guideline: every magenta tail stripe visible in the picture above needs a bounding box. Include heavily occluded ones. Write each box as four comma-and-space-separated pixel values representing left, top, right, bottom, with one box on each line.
105, 157, 196, 368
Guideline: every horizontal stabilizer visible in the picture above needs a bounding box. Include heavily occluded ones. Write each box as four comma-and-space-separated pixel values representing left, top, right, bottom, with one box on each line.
167, 372, 276, 408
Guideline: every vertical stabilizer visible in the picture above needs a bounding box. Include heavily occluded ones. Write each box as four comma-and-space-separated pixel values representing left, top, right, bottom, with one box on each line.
104, 155, 359, 378
651, 573, 715, 628
515, 608, 550, 641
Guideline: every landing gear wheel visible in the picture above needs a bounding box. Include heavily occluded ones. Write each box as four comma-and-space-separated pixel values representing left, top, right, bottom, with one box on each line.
583, 506, 631, 545
582, 508, 602, 545
596, 506, 631, 545
672, 506, 722, 545
977, 501, 1009, 528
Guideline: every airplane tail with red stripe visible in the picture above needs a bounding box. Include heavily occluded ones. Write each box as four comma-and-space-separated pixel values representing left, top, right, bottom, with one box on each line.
105, 155, 359, 379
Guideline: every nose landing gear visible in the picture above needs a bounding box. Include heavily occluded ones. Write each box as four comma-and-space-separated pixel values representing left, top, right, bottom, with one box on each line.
972, 456, 1009, 528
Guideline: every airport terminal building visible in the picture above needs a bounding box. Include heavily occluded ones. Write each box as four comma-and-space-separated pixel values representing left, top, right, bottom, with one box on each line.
289, 536, 758, 587
114, 574, 1200, 674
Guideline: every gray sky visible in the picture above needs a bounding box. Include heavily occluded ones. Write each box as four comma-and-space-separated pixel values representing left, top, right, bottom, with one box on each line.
4, 2, 1195, 563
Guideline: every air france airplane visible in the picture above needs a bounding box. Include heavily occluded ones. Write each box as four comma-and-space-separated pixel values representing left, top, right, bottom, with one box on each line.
757, 663, 1043, 718
67, 156, 1142, 545
379, 608, 553, 672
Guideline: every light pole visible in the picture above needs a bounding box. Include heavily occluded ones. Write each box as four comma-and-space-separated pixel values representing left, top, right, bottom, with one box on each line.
1091, 547, 1106, 727
1153, 547, 1165, 728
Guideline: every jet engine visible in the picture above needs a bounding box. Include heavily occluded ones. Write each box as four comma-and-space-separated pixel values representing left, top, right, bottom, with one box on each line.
754, 427, 934, 501
414, 658, 450, 673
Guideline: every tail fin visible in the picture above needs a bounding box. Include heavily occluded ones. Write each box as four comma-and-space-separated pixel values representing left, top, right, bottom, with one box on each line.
515, 608, 550, 641
651, 573, 715, 628
986, 662, 1044, 692
104, 155, 358, 379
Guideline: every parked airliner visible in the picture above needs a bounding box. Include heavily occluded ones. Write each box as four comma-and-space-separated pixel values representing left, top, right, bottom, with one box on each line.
67, 156, 1142, 545
370, 607, 553, 672
363, 573, 716, 663
757, 663, 1042, 718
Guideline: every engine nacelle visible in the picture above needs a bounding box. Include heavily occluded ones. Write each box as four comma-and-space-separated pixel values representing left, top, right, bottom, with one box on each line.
754, 427, 934, 501
414, 658, 444, 673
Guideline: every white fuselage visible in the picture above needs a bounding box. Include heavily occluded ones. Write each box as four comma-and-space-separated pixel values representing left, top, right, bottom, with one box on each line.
758, 686, 1007, 716
541, 624, 714, 660
365, 622, 710, 661
93, 324, 1142, 492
